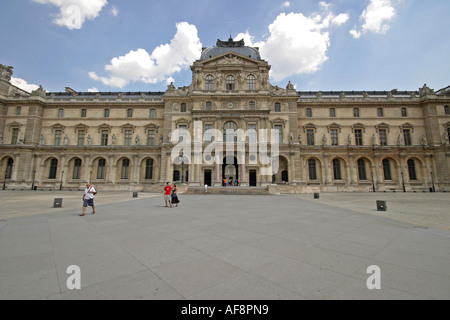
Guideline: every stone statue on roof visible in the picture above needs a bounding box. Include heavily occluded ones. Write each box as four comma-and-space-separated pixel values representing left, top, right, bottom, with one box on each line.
216, 38, 245, 48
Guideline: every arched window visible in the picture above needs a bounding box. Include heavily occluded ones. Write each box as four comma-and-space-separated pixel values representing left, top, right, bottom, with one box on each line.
121, 159, 130, 179
357, 159, 367, 180
205, 75, 214, 91
150, 109, 156, 118
206, 102, 212, 111
97, 159, 106, 180
383, 159, 392, 180
72, 158, 82, 179
249, 101, 255, 110
145, 159, 154, 180
333, 159, 342, 180
275, 103, 281, 112
223, 121, 238, 142
308, 159, 317, 180
408, 159, 417, 181
247, 75, 256, 90
226, 75, 235, 91
5, 158, 13, 179
49, 159, 58, 179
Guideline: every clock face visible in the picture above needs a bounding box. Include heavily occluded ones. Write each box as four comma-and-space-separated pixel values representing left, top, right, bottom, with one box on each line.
227, 102, 234, 109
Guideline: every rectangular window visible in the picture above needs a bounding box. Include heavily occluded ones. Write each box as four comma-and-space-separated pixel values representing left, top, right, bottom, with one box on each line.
121, 159, 129, 179
204, 124, 213, 142
333, 159, 342, 180
308, 159, 317, 180
306, 129, 315, 146
104, 109, 110, 118
330, 129, 338, 146
16, 107, 22, 116
181, 104, 187, 113
330, 108, 336, 118
355, 129, 363, 146
101, 130, 109, 146
379, 129, 387, 146
58, 109, 64, 118
77, 130, 85, 146
11, 128, 19, 144
147, 130, 156, 146
274, 125, 283, 144
145, 159, 154, 180
54, 130, 62, 146
447, 128, 450, 144
354, 108, 360, 118
401, 108, 408, 117
275, 103, 281, 112
377, 108, 384, 117
97, 159, 106, 180
81, 109, 87, 118
383, 159, 392, 181
124, 130, 132, 146
179, 125, 187, 143
403, 129, 412, 146
127, 109, 133, 118
358, 159, 367, 180
248, 124, 257, 144
73, 159, 81, 180
306, 108, 312, 118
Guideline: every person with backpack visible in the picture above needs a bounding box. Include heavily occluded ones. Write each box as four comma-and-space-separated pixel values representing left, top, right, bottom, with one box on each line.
80, 183, 96, 216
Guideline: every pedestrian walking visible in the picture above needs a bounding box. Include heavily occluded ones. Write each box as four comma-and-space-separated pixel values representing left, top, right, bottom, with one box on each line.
171, 183, 180, 207
164, 182, 172, 207
80, 183, 96, 216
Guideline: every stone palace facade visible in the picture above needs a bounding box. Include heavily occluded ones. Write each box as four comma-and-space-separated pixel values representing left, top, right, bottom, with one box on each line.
1, 38, 449, 192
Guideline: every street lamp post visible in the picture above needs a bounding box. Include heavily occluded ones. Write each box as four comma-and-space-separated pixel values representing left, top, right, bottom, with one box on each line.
371, 171, 376, 192
60, 170, 64, 191
31, 170, 36, 190
401, 171, 406, 192
2, 172, 6, 190
431, 171, 435, 192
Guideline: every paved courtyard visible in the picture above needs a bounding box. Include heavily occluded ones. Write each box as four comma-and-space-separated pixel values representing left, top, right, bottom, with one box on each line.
0, 190, 449, 300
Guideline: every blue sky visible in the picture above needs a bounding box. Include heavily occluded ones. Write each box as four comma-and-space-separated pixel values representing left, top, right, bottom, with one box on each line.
1, 0, 449, 93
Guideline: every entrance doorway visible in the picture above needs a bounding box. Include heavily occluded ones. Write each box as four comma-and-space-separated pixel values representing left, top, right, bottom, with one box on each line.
249, 170, 257, 187
222, 156, 239, 184
204, 170, 212, 186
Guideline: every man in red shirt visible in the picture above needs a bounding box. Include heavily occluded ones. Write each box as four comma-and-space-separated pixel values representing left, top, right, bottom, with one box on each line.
164, 182, 172, 208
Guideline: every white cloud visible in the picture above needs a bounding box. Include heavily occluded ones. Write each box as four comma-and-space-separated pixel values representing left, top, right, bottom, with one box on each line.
88, 87, 99, 92
111, 6, 118, 17
250, 3, 348, 83
90, 22, 202, 88
33, 0, 108, 29
332, 13, 350, 26
11, 77, 40, 93
282, 2, 290, 8
350, 0, 397, 38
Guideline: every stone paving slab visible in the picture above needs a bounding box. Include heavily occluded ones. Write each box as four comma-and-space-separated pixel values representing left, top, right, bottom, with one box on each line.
0, 190, 449, 300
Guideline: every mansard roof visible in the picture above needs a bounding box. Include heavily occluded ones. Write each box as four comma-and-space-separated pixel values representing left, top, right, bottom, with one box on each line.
200, 38, 262, 61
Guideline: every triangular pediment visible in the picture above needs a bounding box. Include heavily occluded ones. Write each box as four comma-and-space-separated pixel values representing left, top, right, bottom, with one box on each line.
197, 52, 266, 67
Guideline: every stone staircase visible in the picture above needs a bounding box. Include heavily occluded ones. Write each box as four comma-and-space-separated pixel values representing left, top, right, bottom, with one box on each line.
184, 186, 272, 195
